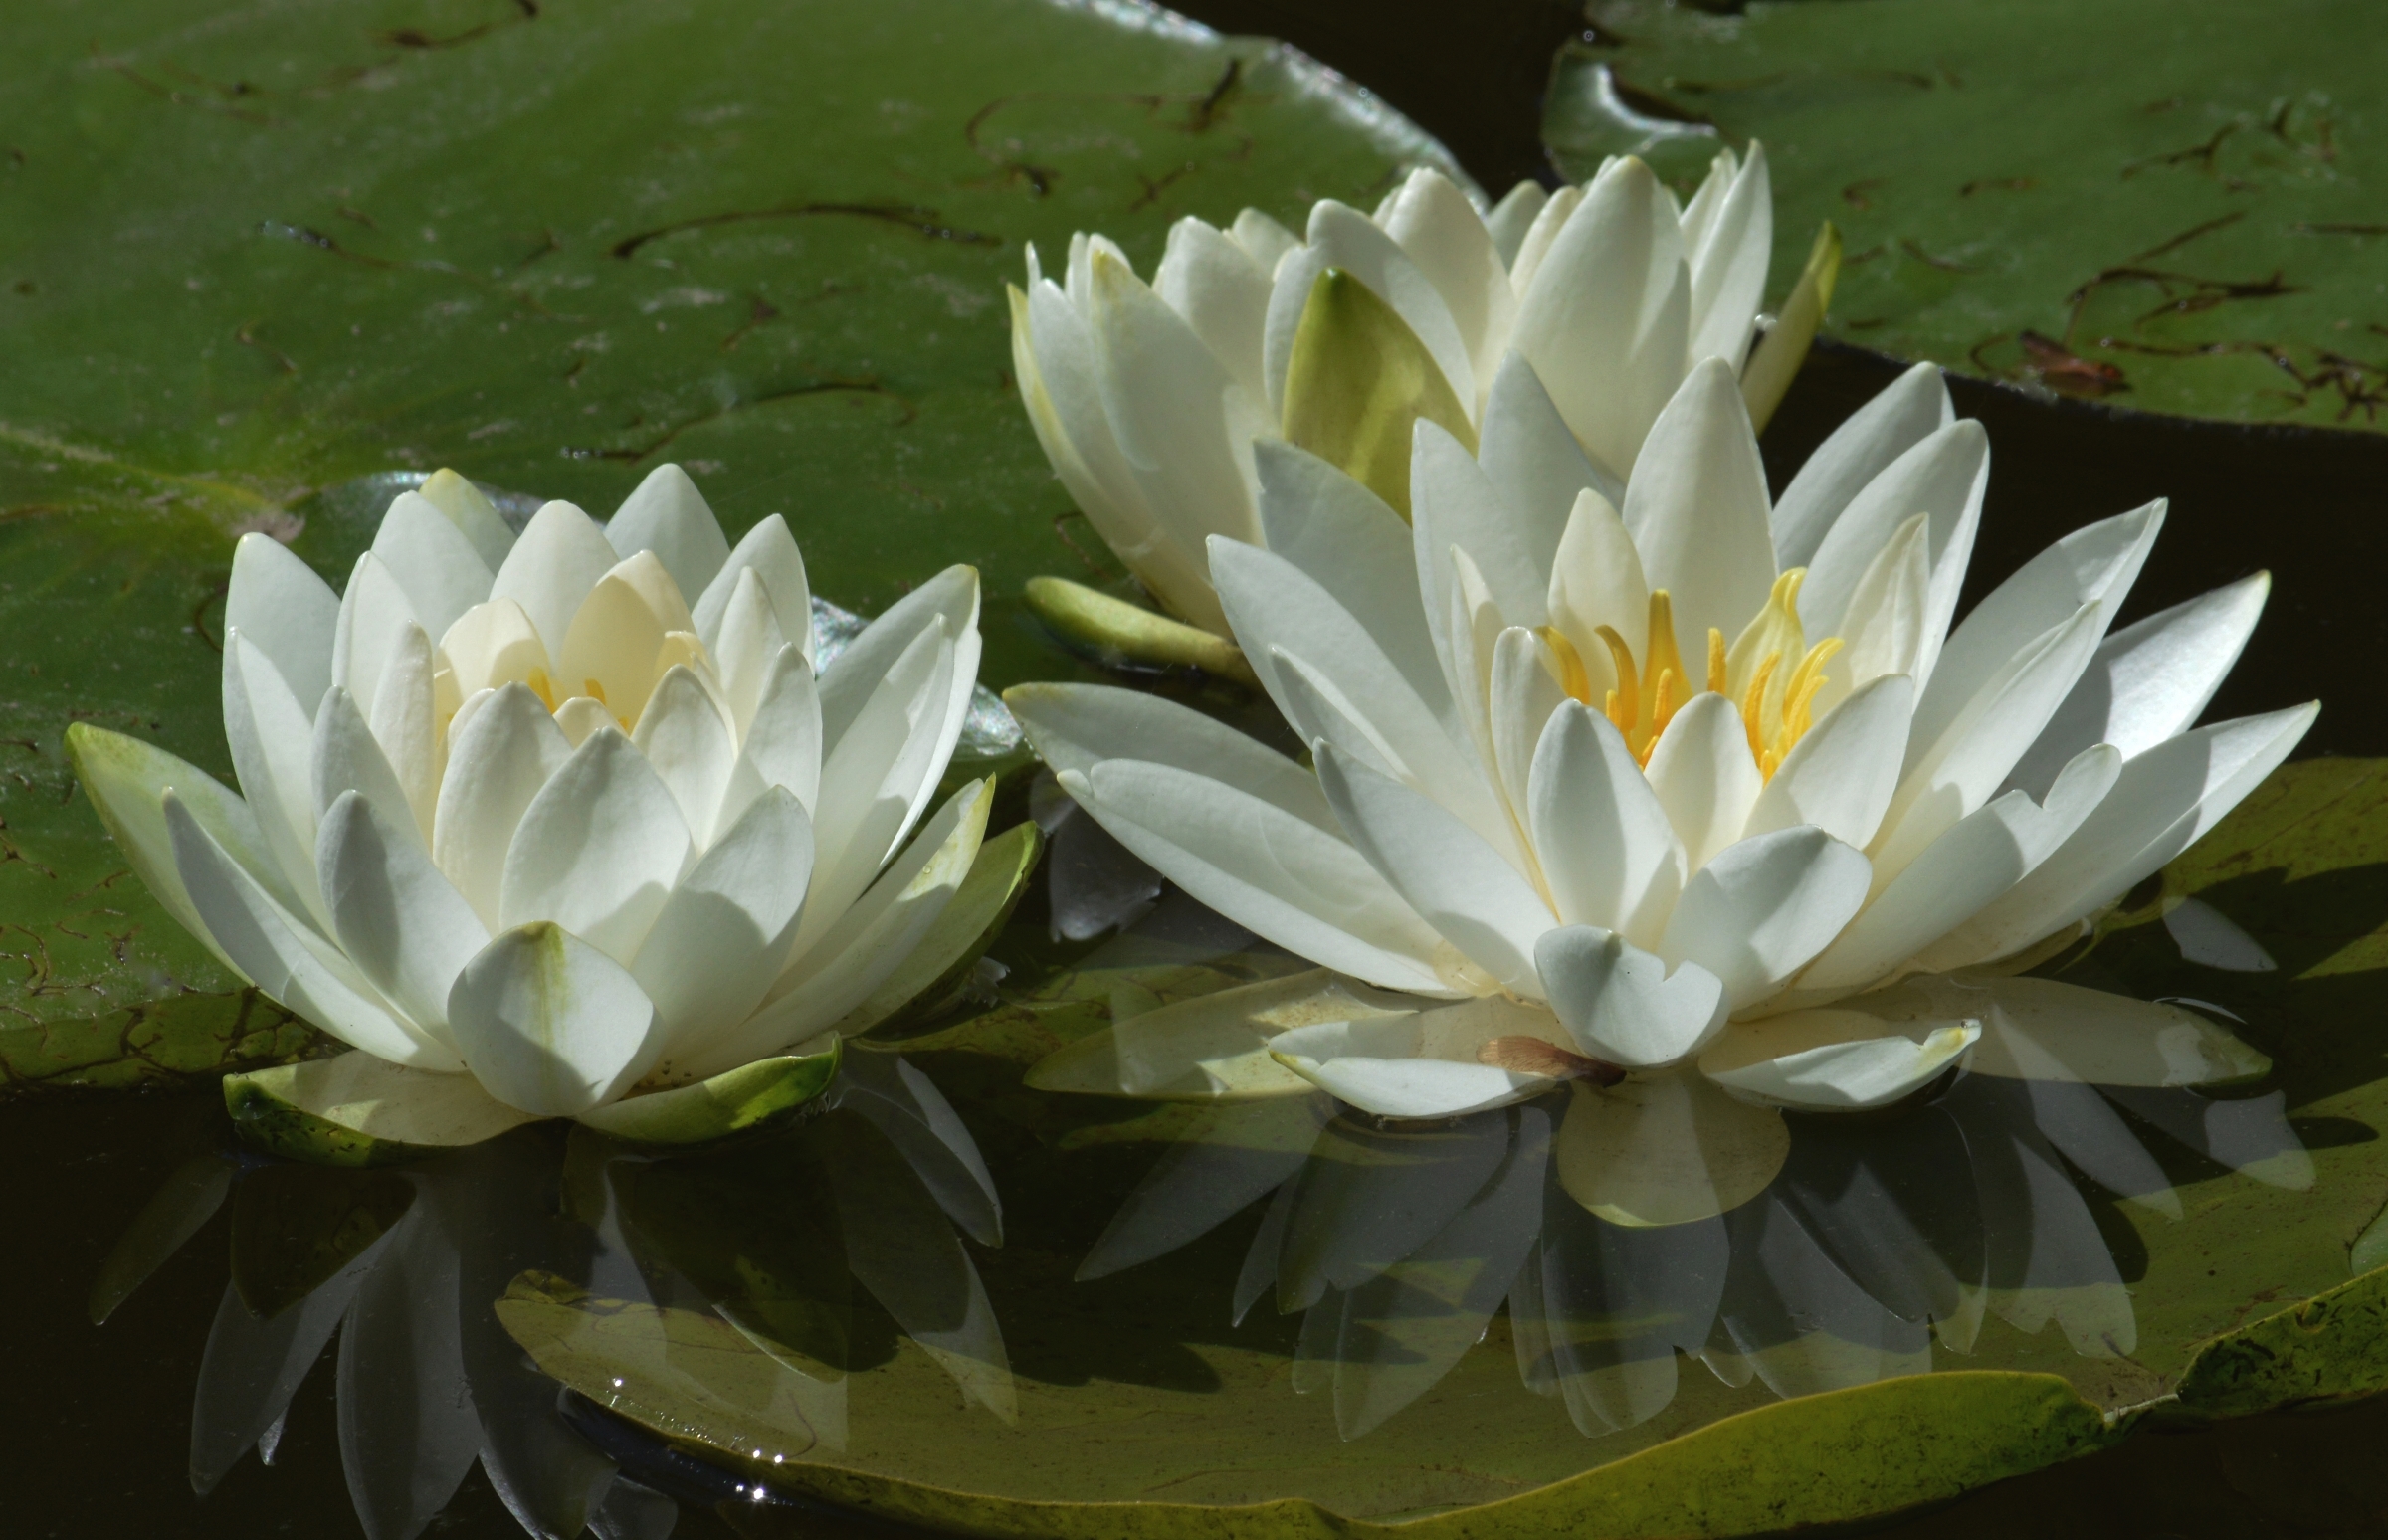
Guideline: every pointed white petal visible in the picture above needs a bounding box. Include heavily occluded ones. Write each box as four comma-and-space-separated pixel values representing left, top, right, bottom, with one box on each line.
435, 598, 551, 702
1826, 513, 1933, 705
606, 463, 731, 602
632, 787, 813, 1074
692, 512, 813, 665
1383, 168, 1517, 398
1659, 825, 1870, 1010
1685, 140, 1770, 369
499, 729, 693, 965
330, 552, 419, 718
1270, 997, 1571, 1118
1069, 761, 1450, 994
491, 500, 622, 662
2008, 572, 2268, 798
1743, 674, 1914, 849
1006, 680, 1335, 832
1619, 358, 1776, 651
1770, 361, 1950, 572
816, 565, 976, 753
432, 683, 572, 930
311, 687, 421, 848
1698, 1009, 1978, 1110
1412, 416, 1551, 629
166, 790, 455, 1067
709, 568, 789, 736
1512, 157, 1690, 479
365, 620, 438, 840
1529, 703, 1686, 945
1485, 181, 1548, 268
1480, 352, 1625, 556
1315, 744, 1551, 998
1507, 183, 1582, 299
631, 666, 738, 843
1264, 200, 1475, 415
1800, 745, 2118, 992
448, 921, 665, 1115
1799, 420, 1989, 645
371, 491, 498, 643
67, 726, 274, 977
1490, 626, 1567, 828
1644, 694, 1765, 874
1153, 215, 1274, 402
222, 634, 326, 923
1228, 207, 1299, 272
235, 1052, 537, 1145
735, 643, 824, 816
1949, 977, 2272, 1087
319, 790, 490, 1045
414, 467, 516, 573
226, 533, 338, 720
1913, 502, 2165, 760
1254, 441, 1453, 722
1546, 485, 1650, 672
1538, 926, 1725, 1067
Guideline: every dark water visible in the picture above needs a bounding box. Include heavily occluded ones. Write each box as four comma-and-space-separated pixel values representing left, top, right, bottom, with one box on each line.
11, 3, 2388, 1538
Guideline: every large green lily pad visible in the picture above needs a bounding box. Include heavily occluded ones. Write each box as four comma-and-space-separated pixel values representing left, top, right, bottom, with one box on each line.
1545, 0, 2388, 429
0, 0, 1462, 1093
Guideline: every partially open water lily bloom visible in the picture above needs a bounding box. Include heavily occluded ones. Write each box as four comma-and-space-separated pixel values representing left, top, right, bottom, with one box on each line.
1009, 147, 1789, 636
1009, 354, 2316, 1176
69, 465, 997, 1150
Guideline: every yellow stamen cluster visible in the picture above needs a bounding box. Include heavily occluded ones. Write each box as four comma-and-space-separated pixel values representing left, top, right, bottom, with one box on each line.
1541, 572, 1843, 780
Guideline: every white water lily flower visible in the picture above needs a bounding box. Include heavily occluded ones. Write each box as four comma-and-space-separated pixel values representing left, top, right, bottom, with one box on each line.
1009, 354, 2316, 1125
71, 465, 996, 1143
1009, 146, 1775, 634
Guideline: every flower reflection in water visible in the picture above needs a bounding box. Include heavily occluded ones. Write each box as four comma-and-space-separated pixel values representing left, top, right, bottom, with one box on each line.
1078, 982, 2310, 1441
93, 1052, 1010, 1540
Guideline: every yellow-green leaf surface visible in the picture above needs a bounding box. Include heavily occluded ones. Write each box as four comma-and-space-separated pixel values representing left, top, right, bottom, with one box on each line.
1545, 0, 2388, 430
0, 0, 1462, 1094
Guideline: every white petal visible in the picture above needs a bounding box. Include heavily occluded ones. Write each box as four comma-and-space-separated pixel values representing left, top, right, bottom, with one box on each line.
1643, 693, 1765, 874
165, 790, 454, 1068
1254, 441, 1453, 724
317, 789, 489, 1045
1825, 512, 1932, 705
1270, 997, 1569, 1118
1658, 826, 1870, 1010
1228, 207, 1299, 272
435, 599, 550, 702
2008, 572, 2268, 799
631, 665, 738, 843
1484, 181, 1548, 267
414, 467, 516, 573
1315, 744, 1551, 998
1770, 361, 1950, 572
1950, 977, 2271, 1087
1620, 359, 1777, 652
1554, 1072, 1788, 1228
365, 620, 438, 840
707, 782, 989, 1075
1799, 420, 1989, 649
1512, 156, 1690, 480
1507, 183, 1582, 299
1264, 200, 1475, 416
554, 550, 691, 727
448, 922, 665, 1115
1008, 683, 1336, 834
491, 500, 621, 662
1912, 501, 2164, 762
1872, 602, 2107, 879
371, 491, 497, 643
236, 1052, 535, 1145
1490, 626, 1566, 829
1383, 168, 1517, 401
736, 644, 824, 816
1537, 926, 1725, 1067
708, 568, 789, 737
817, 564, 976, 754
692, 513, 813, 665
1685, 140, 1770, 370
1069, 761, 1450, 994
499, 728, 693, 965
1411, 417, 1552, 630
606, 464, 731, 602
1092, 247, 1267, 558
1480, 352, 1625, 556
222, 634, 327, 924
1027, 969, 1395, 1100
226, 533, 338, 720
1528, 703, 1685, 945
1153, 215, 1274, 403
1800, 745, 2117, 992
632, 786, 813, 1073
1742, 674, 1914, 849
311, 687, 420, 847
1545, 486, 1650, 674
1922, 704, 2317, 967
330, 552, 419, 718
1698, 1009, 1978, 1110
432, 683, 572, 929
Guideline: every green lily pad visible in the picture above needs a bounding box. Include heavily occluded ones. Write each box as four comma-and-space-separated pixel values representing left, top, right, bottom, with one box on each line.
0, 0, 1464, 1094
1544, 0, 2388, 430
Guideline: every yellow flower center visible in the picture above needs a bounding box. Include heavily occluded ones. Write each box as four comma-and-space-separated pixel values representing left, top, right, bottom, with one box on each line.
1541, 570, 1841, 779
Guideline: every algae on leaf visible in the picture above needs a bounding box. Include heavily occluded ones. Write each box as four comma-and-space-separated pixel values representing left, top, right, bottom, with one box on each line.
0, 0, 1461, 1093
1546, 0, 2388, 431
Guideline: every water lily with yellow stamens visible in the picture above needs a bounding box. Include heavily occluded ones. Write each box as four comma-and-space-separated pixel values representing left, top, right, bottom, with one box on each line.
68, 465, 1023, 1155
1010, 145, 1830, 643
1008, 353, 2315, 1141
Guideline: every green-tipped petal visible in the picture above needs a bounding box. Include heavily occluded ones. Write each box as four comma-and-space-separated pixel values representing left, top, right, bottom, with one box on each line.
1022, 575, 1258, 685
225, 1053, 539, 1166
574, 1038, 843, 1148
1280, 267, 1477, 519
66, 722, 266, 975
838, 822, 1043, 1036
1741, 219, 1840, 434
